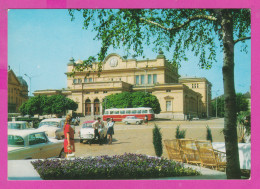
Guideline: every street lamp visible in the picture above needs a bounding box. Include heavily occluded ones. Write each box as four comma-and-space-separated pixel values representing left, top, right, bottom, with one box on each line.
24, 74, 32, 96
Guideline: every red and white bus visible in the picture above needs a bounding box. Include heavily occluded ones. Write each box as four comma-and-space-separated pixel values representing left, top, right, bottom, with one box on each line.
103, 107, 155, 122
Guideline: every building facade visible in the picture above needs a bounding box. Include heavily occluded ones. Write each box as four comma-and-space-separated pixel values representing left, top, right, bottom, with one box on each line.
8, 69, 29, 113
34, 52, 212, 120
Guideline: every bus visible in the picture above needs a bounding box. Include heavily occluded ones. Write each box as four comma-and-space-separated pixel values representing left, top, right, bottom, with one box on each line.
103, 107, 155, 122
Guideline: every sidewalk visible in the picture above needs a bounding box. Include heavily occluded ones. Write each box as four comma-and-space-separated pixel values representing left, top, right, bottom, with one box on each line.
8, 159, 227, 180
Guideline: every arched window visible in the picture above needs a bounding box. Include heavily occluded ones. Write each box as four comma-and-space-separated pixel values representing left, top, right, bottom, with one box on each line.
94, 99, 100, 115
85, 99, 91, 115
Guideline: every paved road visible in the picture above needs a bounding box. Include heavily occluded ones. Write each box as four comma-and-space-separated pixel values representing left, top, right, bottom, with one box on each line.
73, 118, 225, 158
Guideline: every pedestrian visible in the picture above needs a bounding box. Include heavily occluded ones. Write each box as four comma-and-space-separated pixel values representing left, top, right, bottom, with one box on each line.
107, 118, 115, 144
63, 114, 75, 158
92, 117, 104, 145
144, 115, 148, 125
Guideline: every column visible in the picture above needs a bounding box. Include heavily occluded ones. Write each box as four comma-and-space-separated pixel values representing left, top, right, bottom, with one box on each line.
91, 103, 94, 116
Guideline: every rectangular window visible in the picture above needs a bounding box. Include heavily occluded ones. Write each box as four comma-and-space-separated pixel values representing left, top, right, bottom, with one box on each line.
94, 91, 99, 94
141, 75, 145, 84
110, 111, 114, 115
89, 78, 93, 82
84, 78, 88, 83
135, 75, 140, 84
115, 111, 119, 115
153, 74, 157, 84
104, 111, 109, 115
126, 110, 131, 114
103, 91, 108, 93
166, 90, 171, 92
148, 74, 152, 84
78, 79, 82, 83
120, 110, 125, 114
166, 101, 172, 111
132, 110, 137, 114
73, 79, 78, 84
137, 110, 142, 114
142, 110, 148, 114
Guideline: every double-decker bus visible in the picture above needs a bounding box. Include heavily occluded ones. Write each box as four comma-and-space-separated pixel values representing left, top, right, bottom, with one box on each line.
103, 107, 155, 121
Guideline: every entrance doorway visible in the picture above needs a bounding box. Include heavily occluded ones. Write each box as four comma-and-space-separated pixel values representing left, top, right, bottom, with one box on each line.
85, 99, 91, 115
94, 99, 100, 115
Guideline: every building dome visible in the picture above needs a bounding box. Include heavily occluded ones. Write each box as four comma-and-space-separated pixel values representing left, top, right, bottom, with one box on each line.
75, 59, 83, 64
17, 76, 28, 87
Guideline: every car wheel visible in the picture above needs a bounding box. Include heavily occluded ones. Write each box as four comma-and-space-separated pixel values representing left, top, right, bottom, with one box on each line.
59, 148, 66, 158
136, 121, 140, 125
80, 139, 83, 143
125, 121, 128, 125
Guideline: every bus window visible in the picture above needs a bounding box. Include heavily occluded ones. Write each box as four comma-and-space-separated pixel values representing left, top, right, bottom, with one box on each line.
120, 110, 125, 114
149, 109, 154, 113
137, 110, 141, 114
110, 111, 114, 114
115, 111, 119, 115
104, 111, 109, 115
142, 110, 148, 114
126, 110, 131, 114
132, 110, 137, 114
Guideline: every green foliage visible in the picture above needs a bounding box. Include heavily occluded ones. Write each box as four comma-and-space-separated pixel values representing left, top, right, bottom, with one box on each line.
32, 153, 200, 180
206, 125, 213, 142
175, 125, 186, 139
19, 95, 78, 117
237, 111, 251, 134
153, 124, 163, 157
103, 91, 161, 114
68, 9, 250, 72
212, 93, 249, 117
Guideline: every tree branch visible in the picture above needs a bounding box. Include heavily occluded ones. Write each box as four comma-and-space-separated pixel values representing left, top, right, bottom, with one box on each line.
234, 36, 251, 44
140, 15, 217, 32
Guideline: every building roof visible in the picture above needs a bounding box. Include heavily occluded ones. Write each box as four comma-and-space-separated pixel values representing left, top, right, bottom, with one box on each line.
17, 76, 28, 87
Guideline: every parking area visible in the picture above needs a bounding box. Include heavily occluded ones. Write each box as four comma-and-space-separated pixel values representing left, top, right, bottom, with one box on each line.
73, 118, 225, 158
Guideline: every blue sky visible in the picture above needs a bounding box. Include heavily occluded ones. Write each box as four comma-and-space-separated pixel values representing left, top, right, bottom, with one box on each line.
8, 9, 251, 98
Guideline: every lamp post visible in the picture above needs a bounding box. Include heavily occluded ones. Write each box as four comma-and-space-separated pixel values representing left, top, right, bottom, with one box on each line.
24, 74, 32, 96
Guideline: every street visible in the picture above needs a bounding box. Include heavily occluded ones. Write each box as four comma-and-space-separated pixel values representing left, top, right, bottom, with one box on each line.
73, 118, 225, 158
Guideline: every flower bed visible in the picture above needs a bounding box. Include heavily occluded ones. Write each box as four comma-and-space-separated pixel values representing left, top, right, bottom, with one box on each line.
31, 153, 200, 180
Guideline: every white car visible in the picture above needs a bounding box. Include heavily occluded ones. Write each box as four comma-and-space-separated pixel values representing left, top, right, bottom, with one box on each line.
8, 121, 32, 130
79, 121, 107, 144
8, 129, 64, 160
37, 118, 66, 140
122, 116, 143, 125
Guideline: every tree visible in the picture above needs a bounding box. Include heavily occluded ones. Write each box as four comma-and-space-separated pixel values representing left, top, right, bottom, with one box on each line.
102, 91, 161, 114
212, 93, 249, 117
69, 9, 250, 179
152, 124, 163, 157
19, 95, 78, 117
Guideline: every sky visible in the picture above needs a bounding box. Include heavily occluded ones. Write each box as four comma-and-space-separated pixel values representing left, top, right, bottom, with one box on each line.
8, 9, 251, 98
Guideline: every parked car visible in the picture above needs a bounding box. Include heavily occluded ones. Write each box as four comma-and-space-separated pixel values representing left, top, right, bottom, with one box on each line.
37, 118, 67, 140
122, 116, 143, 125
8, 129, 64, 160
8, 121, 32, 130
79, 121, 107, 144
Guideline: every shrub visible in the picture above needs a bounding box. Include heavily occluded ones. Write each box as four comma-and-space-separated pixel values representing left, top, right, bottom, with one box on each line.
31, 153, 200, 180
206, 125, 213, 142
175, 125, 186, 139
153, 124, 163, 157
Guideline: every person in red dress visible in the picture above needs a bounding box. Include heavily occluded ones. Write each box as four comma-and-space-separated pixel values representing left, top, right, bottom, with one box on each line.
63, 114, 75, 157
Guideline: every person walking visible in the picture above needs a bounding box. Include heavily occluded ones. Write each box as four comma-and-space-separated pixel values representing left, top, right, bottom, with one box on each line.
92, 117, 104, 145
106, 118, 115, 144
63, 114, 75, 158
144, 115, 148, 126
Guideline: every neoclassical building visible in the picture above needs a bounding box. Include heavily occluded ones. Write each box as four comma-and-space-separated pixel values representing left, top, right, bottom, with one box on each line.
8, 68, 29, 113
34, 52, 212, 120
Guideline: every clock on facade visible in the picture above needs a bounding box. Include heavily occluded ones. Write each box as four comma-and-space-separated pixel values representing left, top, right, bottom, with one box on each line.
109, 57, 118, 67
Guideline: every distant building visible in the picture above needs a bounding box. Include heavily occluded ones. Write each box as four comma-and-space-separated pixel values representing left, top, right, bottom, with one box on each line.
8, 68, 29, 113
34, 52, 212, 120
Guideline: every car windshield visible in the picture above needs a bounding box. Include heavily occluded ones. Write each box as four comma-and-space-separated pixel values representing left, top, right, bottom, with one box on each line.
39, 121, 59, 127
8, 135, 25, 146
82, 123, 93, 128
8, 123, 26, 129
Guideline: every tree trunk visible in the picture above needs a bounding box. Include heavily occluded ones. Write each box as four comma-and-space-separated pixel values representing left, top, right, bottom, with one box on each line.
221, 10, 241, 179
